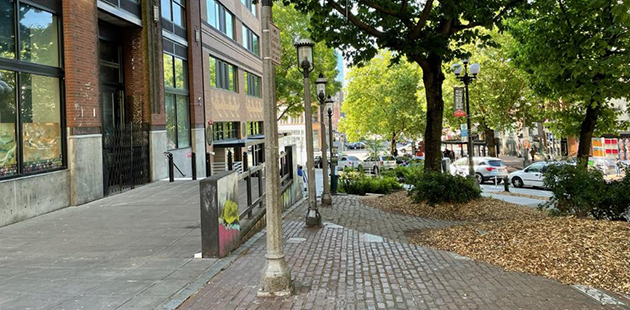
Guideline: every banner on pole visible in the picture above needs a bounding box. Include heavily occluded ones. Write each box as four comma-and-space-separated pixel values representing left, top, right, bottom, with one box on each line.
453, 87, 466, 117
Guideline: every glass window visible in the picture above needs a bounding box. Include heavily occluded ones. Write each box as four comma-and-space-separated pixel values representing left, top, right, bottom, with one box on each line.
241, 0, 256, 16
165, 94, 176, 150
0, 1, 15, 60
176, 96, 190, 148
19, 74, 62, 173
207, 0, 234, 39
0, 70, 17, 177
161, 0, 171, 20
174, 57, 187, 89
488, 160, 505, 167
163, 54, 174, 88
241, 26, 259, 56
19, 3, 59, 67
244, 71, 261, 97
173, 3, 184, 27
209, 56, 237, 92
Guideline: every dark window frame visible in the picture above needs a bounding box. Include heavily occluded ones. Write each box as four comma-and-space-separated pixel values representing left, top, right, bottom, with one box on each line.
212, 121, 239, 142
240, 0, 257, 17
209, 55, 237, 92
243, 71, 261, 97
241, 25, 259, 56
0, 1, 66, 181
207, 0, 234, 40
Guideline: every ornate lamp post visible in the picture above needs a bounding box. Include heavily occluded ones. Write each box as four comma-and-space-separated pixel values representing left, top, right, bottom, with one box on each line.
326, 97, 336, 194
452, 59, 481, 180
315, 74, 332, 206
294, 39, 321, 227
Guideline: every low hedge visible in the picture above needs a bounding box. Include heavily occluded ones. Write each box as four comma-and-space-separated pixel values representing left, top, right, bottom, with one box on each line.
408, 171, 481, 205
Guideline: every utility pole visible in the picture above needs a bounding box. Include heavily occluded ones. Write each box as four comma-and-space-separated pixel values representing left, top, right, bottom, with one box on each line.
258, 0, 292, 296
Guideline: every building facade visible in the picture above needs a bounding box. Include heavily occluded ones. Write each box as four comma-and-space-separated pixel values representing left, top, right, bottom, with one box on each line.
0, 0, 264, 227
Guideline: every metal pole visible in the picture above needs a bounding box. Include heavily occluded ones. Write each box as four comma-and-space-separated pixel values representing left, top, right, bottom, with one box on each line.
328, 109, 335, 194
303, 70, 320, 226
167, 153, 174, 182
319, 100, 331, 205
191, 152, 197, 180
258, 0, 291, 296
465, 69, 474, 178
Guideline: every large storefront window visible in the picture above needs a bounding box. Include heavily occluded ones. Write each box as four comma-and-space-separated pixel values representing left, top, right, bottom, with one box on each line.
163, 52, 190, 150
0, 2, 63, 179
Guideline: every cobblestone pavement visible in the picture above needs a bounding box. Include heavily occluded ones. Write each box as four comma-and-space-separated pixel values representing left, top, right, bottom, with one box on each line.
177, 195, 630, 310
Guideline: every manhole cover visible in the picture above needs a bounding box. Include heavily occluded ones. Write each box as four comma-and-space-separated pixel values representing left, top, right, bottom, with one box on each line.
287, 237, 306, 244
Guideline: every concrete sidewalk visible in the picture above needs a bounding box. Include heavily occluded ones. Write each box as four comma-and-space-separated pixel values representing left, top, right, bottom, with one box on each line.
0, 180, 218, 310
175, 196, 630, 310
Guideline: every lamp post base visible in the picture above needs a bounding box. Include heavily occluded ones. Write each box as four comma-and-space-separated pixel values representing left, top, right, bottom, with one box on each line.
321, 192, 332, 206
305, 208, 322, 227
258, 253, 292, 297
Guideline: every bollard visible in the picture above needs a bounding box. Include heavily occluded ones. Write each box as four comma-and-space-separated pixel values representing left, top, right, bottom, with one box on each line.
504, 175, 510, 192
206, 152, 212, 177
167, 152, 174, 182
191, 152, 197, 180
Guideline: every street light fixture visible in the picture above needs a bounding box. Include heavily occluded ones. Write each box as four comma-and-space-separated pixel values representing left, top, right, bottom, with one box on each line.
453, 59, 481, 180
294, 38, 321, 227
326, 97, 336, 195
315, 73, 332, 206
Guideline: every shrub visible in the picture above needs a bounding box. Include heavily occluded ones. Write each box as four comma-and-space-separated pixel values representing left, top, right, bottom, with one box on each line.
381, 165, 423, 184
408, 171, 481, 205
541, 164, 630, 221
339, 170, 402, 195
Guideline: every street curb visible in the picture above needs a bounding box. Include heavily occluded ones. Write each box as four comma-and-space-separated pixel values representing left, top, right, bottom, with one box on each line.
158, 197, 306, 310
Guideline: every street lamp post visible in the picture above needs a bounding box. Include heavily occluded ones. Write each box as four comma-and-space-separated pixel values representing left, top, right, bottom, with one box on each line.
258, 0, 291, 296
294, 39, 321, 227
453, 59, 481, 179
316, 74, 332, 206
326, 98, 336, 194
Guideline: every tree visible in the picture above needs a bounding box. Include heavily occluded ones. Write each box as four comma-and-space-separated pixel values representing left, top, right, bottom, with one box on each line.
339, 51, 424, 155
273, 3, 340, 120
442, 31, 541, 157
282, 0, 525, 171
508, 0, 630, 168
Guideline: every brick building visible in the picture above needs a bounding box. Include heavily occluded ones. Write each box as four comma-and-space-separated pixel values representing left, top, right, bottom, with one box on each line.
0, 0, 264, 227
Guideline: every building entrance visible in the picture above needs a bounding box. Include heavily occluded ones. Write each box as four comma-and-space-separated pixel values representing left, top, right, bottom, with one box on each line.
99, 22, 149, 195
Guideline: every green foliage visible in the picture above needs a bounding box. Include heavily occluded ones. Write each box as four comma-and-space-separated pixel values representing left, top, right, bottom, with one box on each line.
442, 30, 541, 133
273, 3, 341, 120
507, 0, 630, 160
408, 172, 481, 205
382, 165, 424, 185
339, 51, 424, 147
339, 170, 402, 195
542, 165, 629, 221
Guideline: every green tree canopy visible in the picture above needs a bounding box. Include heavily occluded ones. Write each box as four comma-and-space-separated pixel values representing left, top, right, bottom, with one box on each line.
339, 51, 424, 154
273, 3, 340, 120
507, 0, 630, 167
282, 0, 526, 171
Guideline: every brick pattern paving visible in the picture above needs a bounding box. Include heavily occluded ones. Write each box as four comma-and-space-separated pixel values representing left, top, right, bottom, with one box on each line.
178, 196, 629, 310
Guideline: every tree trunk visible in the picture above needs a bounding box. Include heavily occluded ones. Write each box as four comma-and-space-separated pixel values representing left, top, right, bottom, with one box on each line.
390, 132, 398, 155
482, 123, 497, 157
418, 55, 445, 172
577, 102, 600, 168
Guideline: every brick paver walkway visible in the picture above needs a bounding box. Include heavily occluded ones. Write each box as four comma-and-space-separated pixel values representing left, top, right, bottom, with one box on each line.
177, 195, 630, 310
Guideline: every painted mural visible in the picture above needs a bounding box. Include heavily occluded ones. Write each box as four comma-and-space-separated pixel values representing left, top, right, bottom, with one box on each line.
0, 122, 17, 177
217, 172, 240, 257
22, 122, 62, 173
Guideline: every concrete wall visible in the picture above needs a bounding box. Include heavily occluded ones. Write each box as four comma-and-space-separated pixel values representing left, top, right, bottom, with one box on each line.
68, 134, 104, 205
151, 130, 168, 181
0, 171, 70, 227
191, 127, 207, 177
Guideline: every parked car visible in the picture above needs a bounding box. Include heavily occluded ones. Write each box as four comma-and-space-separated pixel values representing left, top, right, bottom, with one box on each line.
347, 142, 366, 150
509, 161, 573, 188
363, 155, 397, 174
450, 157, 508, 184
338, 155, 364, 171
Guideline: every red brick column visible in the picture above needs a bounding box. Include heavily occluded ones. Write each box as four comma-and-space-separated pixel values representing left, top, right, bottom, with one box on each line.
187, 0, 205, 128
63, 0, 100, 135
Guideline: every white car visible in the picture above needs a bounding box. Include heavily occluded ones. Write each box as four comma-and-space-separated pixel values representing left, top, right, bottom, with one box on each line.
337, 155, 364, 171
363, 155, 397, 174
450, 157, 509, 184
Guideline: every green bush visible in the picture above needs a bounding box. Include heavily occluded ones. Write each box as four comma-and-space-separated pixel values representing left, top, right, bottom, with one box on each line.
542, 164, 629, 221
339, 170, 402, 195
408, 171, 481, 205
381, 165, 423, 184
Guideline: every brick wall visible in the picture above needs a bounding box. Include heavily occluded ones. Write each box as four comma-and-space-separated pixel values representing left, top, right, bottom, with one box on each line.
187, 0, 205, 127
123, 27, 150, 124
62, 0, 100, 133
